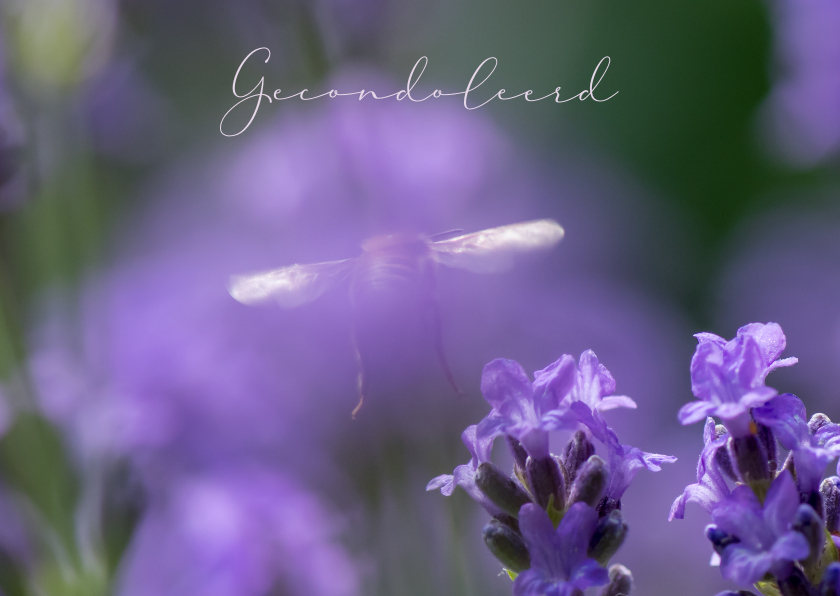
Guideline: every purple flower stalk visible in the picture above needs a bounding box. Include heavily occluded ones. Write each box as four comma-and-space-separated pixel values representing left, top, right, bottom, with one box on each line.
513, 503, 609, 596
678, 322, 797, 438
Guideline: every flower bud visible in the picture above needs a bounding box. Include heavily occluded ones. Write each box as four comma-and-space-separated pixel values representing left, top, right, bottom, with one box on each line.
506, 435, 529, 471
729, 435, 770, 495
482, 519, 531, 573
777, 567, 814, 596
597, 496, 621, 518
588, 509, 628, 565
757, 422, 778, 476
598, 564, 633, 596
792, 503, 824, 568
569, 455, 608, 508
563, 430, 595, 485
475, 462, 532, 518
821, 477, 840, 534
526, 455, 566, 511
713, 424, 738, 482
705, 524, 740, 555
819, 561, 840, 596
808, 413, 831, 434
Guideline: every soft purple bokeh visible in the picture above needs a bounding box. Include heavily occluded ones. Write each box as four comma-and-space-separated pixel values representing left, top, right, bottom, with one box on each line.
716, 203, 840, 418
116, 466, 360, 596
763, 0, 840, 166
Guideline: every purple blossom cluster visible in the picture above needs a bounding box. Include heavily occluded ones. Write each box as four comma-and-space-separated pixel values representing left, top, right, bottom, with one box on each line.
428, 350, 675, 596
671, 322, 840, 596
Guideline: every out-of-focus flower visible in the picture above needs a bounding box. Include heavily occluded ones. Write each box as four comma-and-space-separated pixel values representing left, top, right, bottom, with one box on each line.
763, 0, 840, 166
678, 322, 797, 437
116, 466, 359, 596
670, 417, 731, 520
1, 0, 116, 95
513, 502, 609, 596
710, 471, 809, 586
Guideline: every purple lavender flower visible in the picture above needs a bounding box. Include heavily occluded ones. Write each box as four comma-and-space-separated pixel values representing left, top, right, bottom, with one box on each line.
477, 351, 640, 461
678, 323, 797, 437
512, 502, 609, 596
425, 424, 502, 515
711, 470, 810, 586
670, 417, 732, 520
753, 393, 840, 495
476, 357, 578, 460
565, 350, 637, 413
116, 466, 359, 596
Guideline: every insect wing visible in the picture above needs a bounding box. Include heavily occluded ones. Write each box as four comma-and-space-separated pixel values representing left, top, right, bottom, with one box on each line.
428, 219, 564, 273
228, 259, 354, 308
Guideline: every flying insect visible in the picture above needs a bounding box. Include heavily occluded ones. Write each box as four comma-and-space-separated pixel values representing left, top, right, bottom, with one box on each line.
228, 219, 565, 417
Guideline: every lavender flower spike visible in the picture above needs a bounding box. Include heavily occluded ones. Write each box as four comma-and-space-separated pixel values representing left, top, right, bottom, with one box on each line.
513, 502, 610, 596
477, 357, 578, 460
670, 417, 731, 520
711, 470, 810, 586
679, 323, 798, 437
426, 425, 502, 515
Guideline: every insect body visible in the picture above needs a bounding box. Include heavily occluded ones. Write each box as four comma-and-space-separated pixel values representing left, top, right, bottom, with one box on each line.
229, 219, 564, 417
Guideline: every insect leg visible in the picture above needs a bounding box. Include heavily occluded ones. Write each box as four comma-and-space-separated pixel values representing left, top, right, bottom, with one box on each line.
428, 297, 464, 396
350, 327, 367, 419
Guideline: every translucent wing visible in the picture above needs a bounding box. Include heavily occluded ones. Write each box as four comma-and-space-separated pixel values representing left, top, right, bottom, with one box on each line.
228, 259, 354, 307
428, 219, 564, 273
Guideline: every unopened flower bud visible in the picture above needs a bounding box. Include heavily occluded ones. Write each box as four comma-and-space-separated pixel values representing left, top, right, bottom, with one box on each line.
715, 591, 758, 596
729, 435, 770, 492
588, 509, 628, 565
819, 562, 840, 596
792, 503, 824, 568
475, 462, 532, 518
563, 430, 595, 485
482, 519, 531, 573
705, 524, 740, 556
526, 455, 566, 511
713, 424, 738, 481
757, 423, 778, 476
777, 567, 814, 596
597, 496, 621, 518
820, 477, 840, 534
569, 455, 608, 508
808, 413, 831, 434
506, 436, 529, 471
598, 564, 632, 596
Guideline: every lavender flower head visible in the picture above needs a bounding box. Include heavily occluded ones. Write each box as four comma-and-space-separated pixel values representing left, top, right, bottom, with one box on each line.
673, 322, 840, 596
678, 323, 797, 437
477, 351, 638, 461
430, 351, 674, 596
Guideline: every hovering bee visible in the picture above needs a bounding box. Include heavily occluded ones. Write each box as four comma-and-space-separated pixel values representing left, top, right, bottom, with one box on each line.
228, 219, 564, 417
